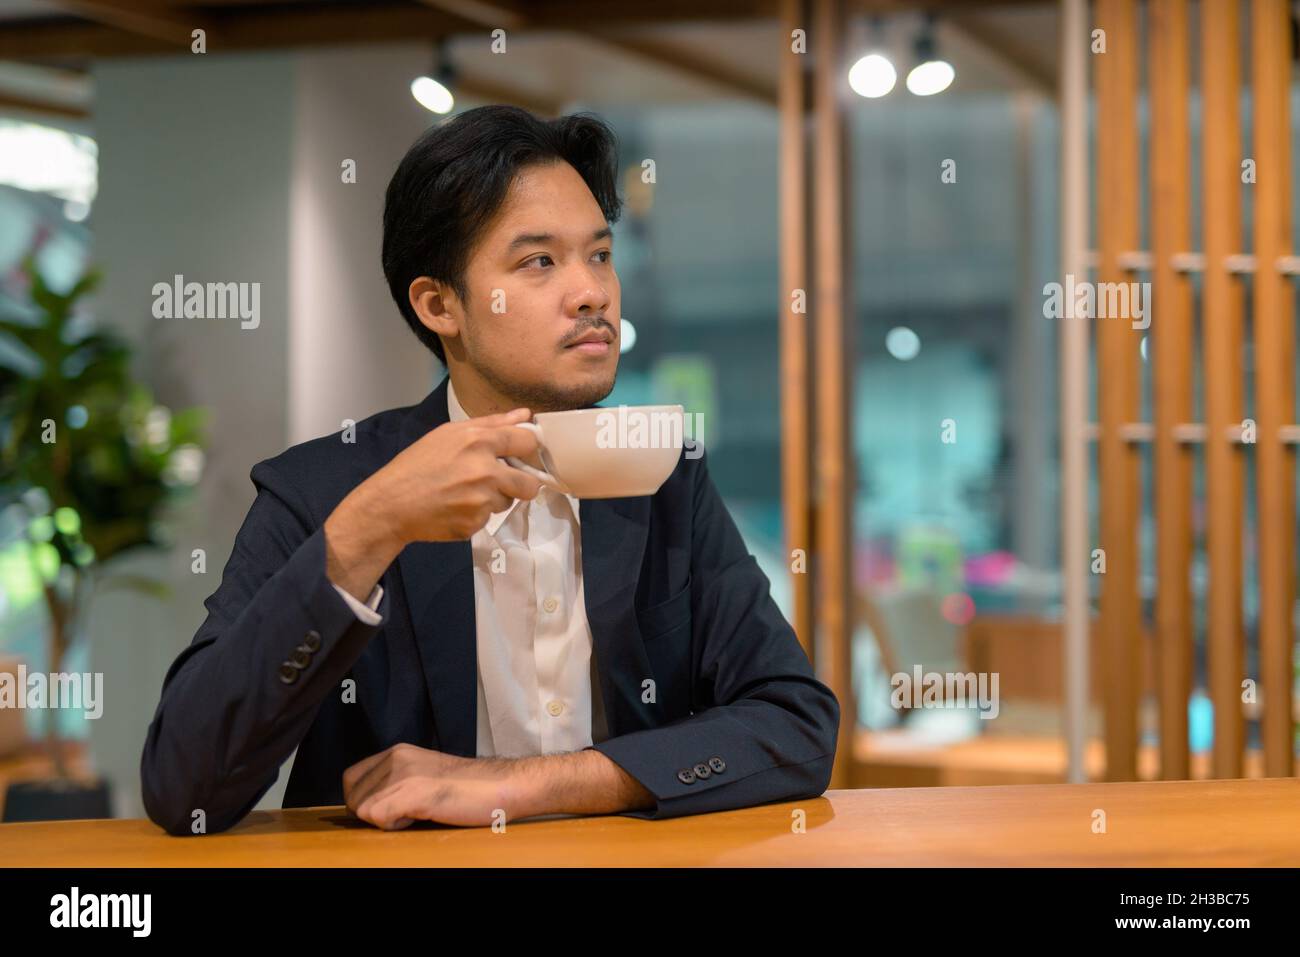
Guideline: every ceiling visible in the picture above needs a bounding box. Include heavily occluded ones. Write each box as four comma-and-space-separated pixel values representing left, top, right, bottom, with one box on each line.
0, 1, 1059, 121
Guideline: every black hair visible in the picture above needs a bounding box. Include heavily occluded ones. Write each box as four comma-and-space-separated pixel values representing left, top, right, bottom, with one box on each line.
381, 105, 624, 364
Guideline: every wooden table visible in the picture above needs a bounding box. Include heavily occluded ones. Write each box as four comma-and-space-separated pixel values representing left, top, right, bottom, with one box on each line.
3, 779, 1299, 867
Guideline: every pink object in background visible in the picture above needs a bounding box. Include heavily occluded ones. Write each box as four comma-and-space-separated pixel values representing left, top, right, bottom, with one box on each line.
855, 543, 896, 588
964, 550, 1016, 588
940, 593, 976, 626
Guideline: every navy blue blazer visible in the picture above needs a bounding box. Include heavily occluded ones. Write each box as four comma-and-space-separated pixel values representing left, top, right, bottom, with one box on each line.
140, 375, 839, 835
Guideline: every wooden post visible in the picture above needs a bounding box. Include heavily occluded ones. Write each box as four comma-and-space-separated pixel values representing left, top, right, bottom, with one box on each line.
1201, 0, 1246, 779
1148, 0, 1194, 780
1060, 0, 1091, 784
1093, 0, 1143, 782
1250, 0, 1295, 778
779, 0, 814, 662
812, 0, 854, 787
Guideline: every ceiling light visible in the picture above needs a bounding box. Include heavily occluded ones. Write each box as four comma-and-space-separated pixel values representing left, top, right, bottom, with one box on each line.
906, 19, 954, 96
849, 53, 897, 99
412, 40, 456, 114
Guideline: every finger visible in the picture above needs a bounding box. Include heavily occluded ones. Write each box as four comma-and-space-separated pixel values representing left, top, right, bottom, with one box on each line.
478, 423, 541, 459
468, 407, 532, 430
483, 488, 514, 515
356, 785, 417, 831
367, 777, 436, 831
346, 755, 395, 812
493, 462, 542, 501
342, 749, 390, 797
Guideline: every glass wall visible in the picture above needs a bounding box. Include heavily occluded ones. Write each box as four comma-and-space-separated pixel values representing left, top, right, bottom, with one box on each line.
848, 90, 1064, 740
597, 104, 792, 613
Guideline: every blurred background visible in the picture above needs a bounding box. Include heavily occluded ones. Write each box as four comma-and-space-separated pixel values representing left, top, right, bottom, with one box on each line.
0, 0, 1295, 823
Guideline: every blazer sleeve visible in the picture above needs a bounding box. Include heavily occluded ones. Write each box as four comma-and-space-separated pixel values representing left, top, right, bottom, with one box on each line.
140, 459, 390, 836
589, 448, 841, 819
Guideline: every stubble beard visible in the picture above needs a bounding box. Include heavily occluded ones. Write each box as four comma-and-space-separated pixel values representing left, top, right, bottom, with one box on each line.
473, 354, 617, 413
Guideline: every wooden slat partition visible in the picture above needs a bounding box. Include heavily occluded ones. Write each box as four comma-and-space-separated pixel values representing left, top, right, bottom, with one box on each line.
1093, 0, 1143, 782
1148, 0, 1194, 781
1201, 0, 1246, 779
1250, 0, 1295, 778
778, 0, 814, 661
1060, 0, 1090, 783
812, 0, 854, 788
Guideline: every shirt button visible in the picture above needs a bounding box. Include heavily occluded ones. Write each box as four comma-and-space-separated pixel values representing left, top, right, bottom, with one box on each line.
547, 700, 564, 717
542, 597, 559, 613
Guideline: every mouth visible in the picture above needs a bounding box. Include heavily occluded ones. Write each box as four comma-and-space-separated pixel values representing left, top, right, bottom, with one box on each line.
564, 330, 615, 355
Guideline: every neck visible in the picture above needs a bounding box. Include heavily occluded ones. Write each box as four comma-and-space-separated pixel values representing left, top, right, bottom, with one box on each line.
444, 369, 500, 417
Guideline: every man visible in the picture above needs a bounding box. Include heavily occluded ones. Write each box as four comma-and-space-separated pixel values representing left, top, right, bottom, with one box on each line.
141, 105, 839, 835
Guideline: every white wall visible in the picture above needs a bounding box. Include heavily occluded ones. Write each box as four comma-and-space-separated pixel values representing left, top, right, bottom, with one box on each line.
87, 45, 438, 821
289, 44, 442, 443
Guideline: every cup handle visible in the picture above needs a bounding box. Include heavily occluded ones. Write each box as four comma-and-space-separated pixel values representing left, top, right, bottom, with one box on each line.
504, 422, 571, 494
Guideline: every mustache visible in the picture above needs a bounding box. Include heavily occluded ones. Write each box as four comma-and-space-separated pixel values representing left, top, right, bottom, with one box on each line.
560, 317, 617, 347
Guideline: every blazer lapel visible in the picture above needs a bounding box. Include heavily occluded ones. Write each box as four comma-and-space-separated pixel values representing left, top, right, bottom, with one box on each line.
389, 376, 655, 755
580, 496, 654, 737
394, 375, 479, 757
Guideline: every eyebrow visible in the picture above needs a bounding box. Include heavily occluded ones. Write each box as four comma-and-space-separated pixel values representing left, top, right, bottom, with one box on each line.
506, 226, 613, 253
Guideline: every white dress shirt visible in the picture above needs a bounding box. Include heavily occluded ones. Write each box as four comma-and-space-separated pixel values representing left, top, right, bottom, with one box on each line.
331, 380, 608, 757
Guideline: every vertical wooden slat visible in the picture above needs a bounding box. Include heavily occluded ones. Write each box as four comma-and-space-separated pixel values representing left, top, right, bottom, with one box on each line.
779, 0, 814, 662
1094, 0, 1142, 782
1149, 0, 1194, 780
1251, 0, 1295, 778
1060, 0, 1091, 783
1201, 0, 1246, 779
812, 0, 853, 787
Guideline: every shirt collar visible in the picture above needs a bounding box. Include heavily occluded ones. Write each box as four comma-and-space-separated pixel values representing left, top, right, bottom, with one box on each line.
445, 377, 580, 537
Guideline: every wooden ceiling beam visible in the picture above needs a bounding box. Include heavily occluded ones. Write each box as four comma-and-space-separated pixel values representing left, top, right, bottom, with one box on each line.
47, 1, 200, 46
494, 0, 778, 28
0, 0, 778, 63
417, 0, 527, 31
582, 30, 776, 105
421, 0, 776, 105
851, 0, 1049, 11
0, 3, 476, 60
945, 13, 1055, 96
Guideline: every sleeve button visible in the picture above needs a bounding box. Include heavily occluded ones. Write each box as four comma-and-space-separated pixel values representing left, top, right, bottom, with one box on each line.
676, 768, 697, 785
303, 630, 322, 652
693, 763, 712, 779
278, 663, 299, 684
708, 756, 726, 773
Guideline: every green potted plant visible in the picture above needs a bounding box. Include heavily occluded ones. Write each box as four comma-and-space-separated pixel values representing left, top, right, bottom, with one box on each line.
0, 251, 207, 821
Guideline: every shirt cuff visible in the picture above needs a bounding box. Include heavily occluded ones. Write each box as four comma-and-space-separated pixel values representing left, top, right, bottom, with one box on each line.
332, 582, 384, 626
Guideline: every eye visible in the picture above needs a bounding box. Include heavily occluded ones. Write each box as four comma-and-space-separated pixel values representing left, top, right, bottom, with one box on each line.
592, 249, 612, 264
524, 254, 554, 269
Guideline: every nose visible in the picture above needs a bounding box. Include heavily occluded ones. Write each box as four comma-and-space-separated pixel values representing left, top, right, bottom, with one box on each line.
563, 260, 612, 318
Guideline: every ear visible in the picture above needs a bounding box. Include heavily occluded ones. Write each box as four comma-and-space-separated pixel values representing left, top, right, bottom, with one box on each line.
409, 277, 461, 342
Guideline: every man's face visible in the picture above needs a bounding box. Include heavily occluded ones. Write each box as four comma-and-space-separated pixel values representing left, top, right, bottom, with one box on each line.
446, 160, 621, 412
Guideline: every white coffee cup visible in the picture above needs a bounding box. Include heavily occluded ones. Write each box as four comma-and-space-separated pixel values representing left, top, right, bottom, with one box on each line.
505, 404, 685, 498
